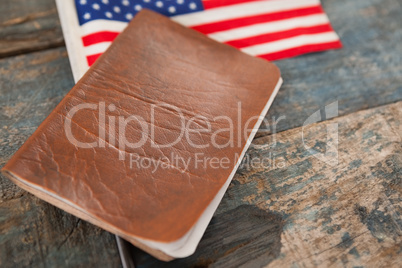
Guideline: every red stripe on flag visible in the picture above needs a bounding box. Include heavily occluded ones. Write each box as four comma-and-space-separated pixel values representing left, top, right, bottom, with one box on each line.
82, 31, 119, 47
87, 53, 102, 66
226, 24, 334, 48
192, 5, 323, 34
259, 40, 342, 61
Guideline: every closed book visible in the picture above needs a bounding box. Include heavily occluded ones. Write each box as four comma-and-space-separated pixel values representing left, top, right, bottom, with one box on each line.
2, 9, 282, 261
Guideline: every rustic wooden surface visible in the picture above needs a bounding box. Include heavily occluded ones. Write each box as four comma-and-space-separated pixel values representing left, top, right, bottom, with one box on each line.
0, 0, 64, 58
134, 101, 402, 267
0, 0, 401, 267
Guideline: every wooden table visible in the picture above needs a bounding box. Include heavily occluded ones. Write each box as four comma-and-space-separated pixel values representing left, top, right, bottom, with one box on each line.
1, 0, 401, 267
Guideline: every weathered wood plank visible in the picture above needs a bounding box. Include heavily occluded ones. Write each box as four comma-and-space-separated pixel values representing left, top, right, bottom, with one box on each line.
134, 101, 402, 267
0, 0, 64, 58
0, 48, 121, 267
256, 0, 402, 137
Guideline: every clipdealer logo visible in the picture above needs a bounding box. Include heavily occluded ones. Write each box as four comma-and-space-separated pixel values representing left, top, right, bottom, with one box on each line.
63, 101, 268, 160
63, 100, 339, 171
302, 101, 339, 166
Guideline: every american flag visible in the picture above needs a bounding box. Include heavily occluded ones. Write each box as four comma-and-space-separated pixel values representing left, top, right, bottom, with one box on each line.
56, 0, 342, 81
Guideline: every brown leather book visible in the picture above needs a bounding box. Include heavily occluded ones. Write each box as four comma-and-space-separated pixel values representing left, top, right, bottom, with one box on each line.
2, 9, 282, 261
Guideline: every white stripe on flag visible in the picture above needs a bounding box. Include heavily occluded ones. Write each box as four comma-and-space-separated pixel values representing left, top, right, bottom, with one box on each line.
81, 19, 128, 36
84, 42, 113, 55
84, 30, 339, 59
241, 31, 340, 56
208, 13, 330, 42
171, 0, 320, 27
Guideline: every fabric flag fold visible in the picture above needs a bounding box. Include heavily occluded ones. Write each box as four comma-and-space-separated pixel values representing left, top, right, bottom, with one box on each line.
56, 0, 342, 81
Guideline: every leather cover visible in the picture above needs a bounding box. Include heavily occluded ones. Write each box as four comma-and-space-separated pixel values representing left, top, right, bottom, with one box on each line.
2, 9, 281, 260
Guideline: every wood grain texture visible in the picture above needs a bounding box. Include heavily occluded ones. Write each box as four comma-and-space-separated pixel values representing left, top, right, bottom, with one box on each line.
0, 48, 121, 267
134, 101, 402, 267
0, 0, 64, 58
